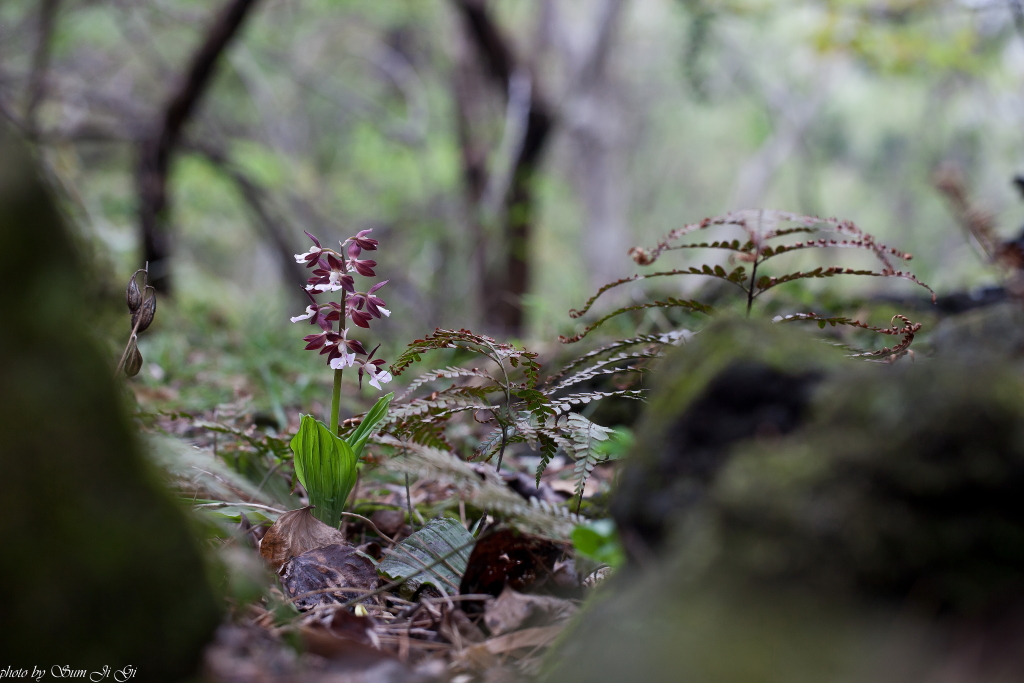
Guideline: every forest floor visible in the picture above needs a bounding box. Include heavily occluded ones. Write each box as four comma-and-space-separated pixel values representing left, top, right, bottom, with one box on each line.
141, 396, 619, 683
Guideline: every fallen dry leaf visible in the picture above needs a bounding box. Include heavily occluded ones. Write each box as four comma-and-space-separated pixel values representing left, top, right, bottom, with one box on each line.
438, 606, 485, 649
482, 624, 563, 652
370, 509, 410, 539
280, 543, 378, 611
484, 587, 576, 636
259, 506, 346, 571
325, 607, 379, 645
459, 625, 565, 670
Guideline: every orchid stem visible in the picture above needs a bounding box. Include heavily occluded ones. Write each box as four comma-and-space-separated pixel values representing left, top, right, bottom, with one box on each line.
331, 368, 343, 435
331, 281, 348, 435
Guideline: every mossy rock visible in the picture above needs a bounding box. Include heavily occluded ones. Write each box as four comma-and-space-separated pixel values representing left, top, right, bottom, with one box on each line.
550, 317, 1024, 682
0, 126, 220, 677
612, 316, 843, 557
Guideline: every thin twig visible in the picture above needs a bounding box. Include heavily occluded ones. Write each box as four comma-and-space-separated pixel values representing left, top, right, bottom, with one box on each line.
285, 585, 377, 605
341, 511, 395, 545
193, 501, 287, 514
405, 472, 415, 528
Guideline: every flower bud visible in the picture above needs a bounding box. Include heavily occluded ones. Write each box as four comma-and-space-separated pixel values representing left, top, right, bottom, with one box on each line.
133, 288, 157, 332
126, 273, 142, 312
124, 339, 143, 377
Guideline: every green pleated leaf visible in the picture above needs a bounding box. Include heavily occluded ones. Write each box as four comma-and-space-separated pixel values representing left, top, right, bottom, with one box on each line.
347, 392, 393, 460
290, 415, 357, 528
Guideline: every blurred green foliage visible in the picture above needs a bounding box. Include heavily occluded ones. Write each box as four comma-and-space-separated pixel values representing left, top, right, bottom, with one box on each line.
1, 0, 1021, 420
572, 519, 625, 568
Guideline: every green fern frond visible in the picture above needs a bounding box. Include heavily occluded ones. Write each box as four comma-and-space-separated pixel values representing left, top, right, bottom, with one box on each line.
377, 437, 584, 538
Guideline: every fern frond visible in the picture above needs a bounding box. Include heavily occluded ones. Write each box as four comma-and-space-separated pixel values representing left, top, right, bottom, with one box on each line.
755, 266, 936, 301
655, 238, 750, 255
759, 211, 913, 270
387, 395, 494, 421
396, 366, 496, 401
547, 330, 691, 383
474, 426, 507, 462
569, 267, 743, 320
555, 413, 613, 502
775, 312, 922, 363
377, 437, 583, 538
536, 434, 559, 487
551, 351, 658, 391
390, 328, 540, 390
512, 413, 543, 450
762, 226, 817, 239
192, 420, 291, 458
546, 390, 645, 416
759, 238, 906, 262
774, 312, 901, 334
630, 209, 915, 273
524, 413, 615, 498
390, 328, 514, 376
559, 298, 713, 344
627, 211, 761, 265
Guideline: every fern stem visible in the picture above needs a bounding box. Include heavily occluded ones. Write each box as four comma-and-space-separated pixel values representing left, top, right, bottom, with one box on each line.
479, 340, 512, 473
746, 256, 758, 317
496, 422, 508, 472
747, 210, 764, 317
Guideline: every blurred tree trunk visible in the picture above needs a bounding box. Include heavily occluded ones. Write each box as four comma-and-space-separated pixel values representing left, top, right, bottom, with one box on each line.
137, 0, 262, 293
451, 0, 554, 337
551, 0, 629, 292
187, 141, 310, 300
23, 0, 62, 136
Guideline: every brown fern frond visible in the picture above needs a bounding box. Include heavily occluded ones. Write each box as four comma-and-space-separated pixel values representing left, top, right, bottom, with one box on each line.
653, 239, 752, 255
628, 211, 761, 266
631, 209, 915, 273
759, 238, 911, 263
933, 164, 1000, 260
755, 266, 935, 302
560, 298, 714, 344
568, 267, 745, 320
775, 312, 921, 363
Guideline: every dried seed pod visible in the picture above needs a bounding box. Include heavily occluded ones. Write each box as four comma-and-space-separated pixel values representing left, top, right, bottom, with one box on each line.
124, 340, 143, 377
132, 288, 157, 333
126, 273, 142, 312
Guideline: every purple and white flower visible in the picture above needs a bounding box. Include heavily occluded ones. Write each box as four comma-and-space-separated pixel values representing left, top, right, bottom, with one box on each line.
290, 229, 391, 388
